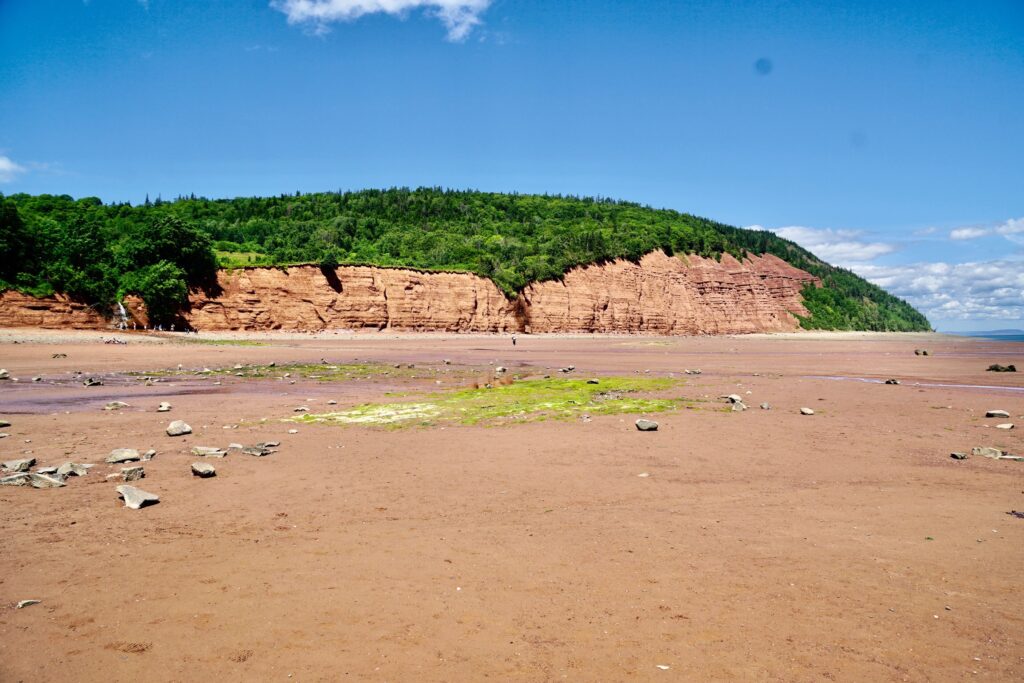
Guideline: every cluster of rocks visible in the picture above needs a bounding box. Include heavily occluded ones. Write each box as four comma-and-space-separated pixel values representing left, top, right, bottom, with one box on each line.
986, 364, 1017, 373
949, 409, 1021, 462
2, 455, 95, 489
914, 349, 929, 356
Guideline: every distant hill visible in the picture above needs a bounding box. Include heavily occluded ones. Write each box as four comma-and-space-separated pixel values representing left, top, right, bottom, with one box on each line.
0, 188, 930, 331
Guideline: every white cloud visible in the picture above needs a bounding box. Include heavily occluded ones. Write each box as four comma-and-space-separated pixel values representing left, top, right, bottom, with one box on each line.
0, 156, 26, 183
854, 260, 1024, 321
746, 225, 897, 264
271, 0, 492, 41
947, 217, 1024, 242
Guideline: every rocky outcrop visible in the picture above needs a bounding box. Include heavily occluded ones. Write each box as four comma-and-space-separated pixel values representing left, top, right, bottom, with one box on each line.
0, 291, 108, 329
185, 265, 519, 332
0, 251, 820, 334
520, 252, 817, 334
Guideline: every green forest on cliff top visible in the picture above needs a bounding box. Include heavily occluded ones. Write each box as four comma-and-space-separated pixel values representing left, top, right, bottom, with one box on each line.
0, 188, 929, 330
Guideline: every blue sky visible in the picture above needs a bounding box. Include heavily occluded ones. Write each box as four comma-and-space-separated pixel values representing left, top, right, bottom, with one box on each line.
1, 0, 1022, 330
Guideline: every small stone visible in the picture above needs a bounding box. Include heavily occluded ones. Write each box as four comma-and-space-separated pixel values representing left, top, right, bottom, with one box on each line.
166, 420, 192, 437
800, 408, 815, 415
256, 441, 280, 448
191, 446, 227, 458
32, 376, 42, 382
985, 410, 1010, 418
2, 457, 36, 472
637, 472, 650, 478
495, 367, 507, 374
972, 446, 1005, 459
586, 379, 600, 385
0, 420, 10, 428
731, 401, 747, 412
106, 448, 141, 464
760, 402, 771, 410
82, 377, 103, 387
986, 364, 1016, 373
104, 401, 130, 411
327, 400, 338, 405
0, 433, 8, 439
884, 379, 900, 385
116, 485, 159, 509
56, 462, 89, 477
294, 406, 309, 412
950, 452, 968, 460
724, 394, 743, 404
36, 466, 58, 474
995, 423, 1014, 430
191, 462, 216, 478
157, 402, 172, 412
141, 449, 157, 461
227, 443, 244, 450
287, 429, 298, 434
121, 465, 145, 482
635, 419, 659, 432
684, 369, 702, 375
241, 446, 272, 457
16, 600, 40, 609
0, 369, 9, 380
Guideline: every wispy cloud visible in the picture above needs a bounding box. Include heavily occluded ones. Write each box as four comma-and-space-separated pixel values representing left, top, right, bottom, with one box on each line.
270, 0, 492, 41
0, 156, 27, 183
746, 225, 898, 264
855, 260, 1024, 321
948, 217, 1024, 242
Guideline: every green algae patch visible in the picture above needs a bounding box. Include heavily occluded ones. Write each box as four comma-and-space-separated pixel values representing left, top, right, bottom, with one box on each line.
293, 376, 688, 428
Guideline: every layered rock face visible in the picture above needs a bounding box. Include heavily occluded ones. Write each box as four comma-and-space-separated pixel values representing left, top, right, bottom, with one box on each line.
0, 251, 819, 334
185, 265, 519, 332
0, 291, 108, 329
520, 251, 818, 334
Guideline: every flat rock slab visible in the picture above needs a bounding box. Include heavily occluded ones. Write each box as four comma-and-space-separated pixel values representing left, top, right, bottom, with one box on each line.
972, 447, 1005, 459
800, 408, 815, 415
57, 462, 91, 477
256, 441, 281, 449
157, 402, 172, 412
29, 473, 66, 488
3, 458, 36, 472
996, 423, 1014, 430
15, 600, 40, 609
635, 419, 659, 432
106, 448, 141, 464
104, 401, 130, 411
986, 410, 1010, 418
116, 485, 159, 509
0, 420, 10, 428
191, 462, 216, 478
1, 473, 31, 486
191, 446, 227, 458
166, 420, 192, 437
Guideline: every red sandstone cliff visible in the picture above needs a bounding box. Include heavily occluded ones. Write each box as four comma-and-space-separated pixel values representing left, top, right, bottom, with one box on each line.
0, 251, 820, 334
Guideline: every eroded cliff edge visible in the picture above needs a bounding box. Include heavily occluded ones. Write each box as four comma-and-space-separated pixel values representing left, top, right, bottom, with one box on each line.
0, 251, 820, 334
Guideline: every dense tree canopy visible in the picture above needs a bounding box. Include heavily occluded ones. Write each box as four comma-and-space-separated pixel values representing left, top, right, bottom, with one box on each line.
0, 189, 930, 331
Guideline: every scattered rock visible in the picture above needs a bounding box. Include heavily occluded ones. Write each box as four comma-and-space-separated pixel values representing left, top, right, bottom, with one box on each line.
104, 401, 130, 411
52, 353, 66, 359
191, 462, 216, 478
241, 446, 272, 457
0, 369, 9, 380
731, 401, 748, 412
37, 466, 58, 474
121, 466, 145, 482
495, 366, 507, 374
950, 452, 969, 460
972, 447, 1005, 459
29, 473, 66, 488
56, 462, 90, 477
157, 402, 172, 412
760, 402, 771, 410
586, 379, 600, 385
16, 600, 40, 609
684, 369, 702, 375
723, 394, 743, 404
635, 419, 659, 432
914, 349, 929, 356
287, 429, 298, 434
985, 410, 1010, 418
2, 458, 36, 472
884, 379, 900, 385
800, 407, 815, 415
256, 441, 280, 448
141, 449, 157, 461
996, 423, 1014, 430
31, 376, 42, 382
116, 485, 159, 509
294, 406, 309, 412
0, 420, 9, 428
0, 433, 9, 439
82, 377, 103, 387
1, 473, 30, 486
637, 472, 650, 478
227, 442, 244, 450
327, 400, 338, 405
986, 364, 1017, 373
191, 446, 227, 458
166, 420, 192, 437
106, 448, 141, 464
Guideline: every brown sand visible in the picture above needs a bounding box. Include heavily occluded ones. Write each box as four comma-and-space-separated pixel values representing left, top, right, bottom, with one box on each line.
0, 330, 1021, 681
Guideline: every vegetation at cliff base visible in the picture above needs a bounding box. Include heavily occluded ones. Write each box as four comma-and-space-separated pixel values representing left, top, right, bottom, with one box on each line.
0, 189, 930, 331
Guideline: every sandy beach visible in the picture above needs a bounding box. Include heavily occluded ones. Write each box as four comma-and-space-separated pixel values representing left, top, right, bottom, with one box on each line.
1, 330, 1021, 681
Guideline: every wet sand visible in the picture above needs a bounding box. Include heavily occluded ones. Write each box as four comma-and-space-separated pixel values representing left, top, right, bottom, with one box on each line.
1, 330, 1022, 681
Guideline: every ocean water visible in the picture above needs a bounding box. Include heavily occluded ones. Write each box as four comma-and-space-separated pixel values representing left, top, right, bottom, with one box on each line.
950, 333, 1024, 343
